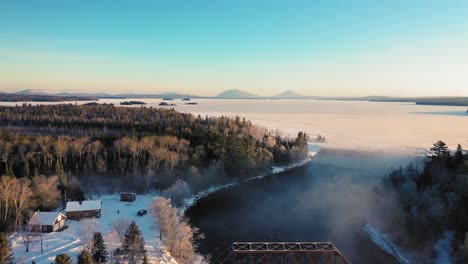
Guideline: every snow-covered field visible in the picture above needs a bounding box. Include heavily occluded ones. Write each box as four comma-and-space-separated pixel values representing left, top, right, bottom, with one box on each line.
9, 194, 177, 264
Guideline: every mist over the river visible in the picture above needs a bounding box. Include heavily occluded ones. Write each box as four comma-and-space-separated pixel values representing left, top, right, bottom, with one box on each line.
187, 148, 419, 263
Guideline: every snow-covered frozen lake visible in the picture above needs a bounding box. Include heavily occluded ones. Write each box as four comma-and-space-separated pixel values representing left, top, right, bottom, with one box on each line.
4, 98, 466, 150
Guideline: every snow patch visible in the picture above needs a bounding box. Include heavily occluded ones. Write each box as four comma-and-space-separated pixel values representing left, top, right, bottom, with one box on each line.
365, 224, 410, 264
181, 182, 239, 212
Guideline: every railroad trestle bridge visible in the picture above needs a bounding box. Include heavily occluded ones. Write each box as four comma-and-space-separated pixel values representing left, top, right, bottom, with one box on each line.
213, 242, 352, 264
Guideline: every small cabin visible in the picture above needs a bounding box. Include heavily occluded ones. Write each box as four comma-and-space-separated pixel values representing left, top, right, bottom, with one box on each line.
120, 192, 137, 202
65, 200, 102, 220
29, 212, 67, 233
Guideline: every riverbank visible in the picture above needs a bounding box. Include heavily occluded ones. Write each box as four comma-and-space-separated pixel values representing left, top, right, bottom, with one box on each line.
365, 224, 410, 264
181, 141, 322, 213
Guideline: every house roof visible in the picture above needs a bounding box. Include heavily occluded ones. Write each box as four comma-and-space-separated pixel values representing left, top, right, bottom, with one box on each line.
65, 200, 102, 212
29, 212, 65, 226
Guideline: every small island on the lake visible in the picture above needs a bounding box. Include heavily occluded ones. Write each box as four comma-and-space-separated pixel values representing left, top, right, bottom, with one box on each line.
159, 102, 177, 106
162, 98, 174, 101
182, 98, 191, 101
120, 100, 147, 105
185, 102, 198, 105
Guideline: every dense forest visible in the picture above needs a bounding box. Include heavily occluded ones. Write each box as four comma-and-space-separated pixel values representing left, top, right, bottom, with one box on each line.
0, 104, 308, 179
378, 141, 468, 263
0, 103, 308, 232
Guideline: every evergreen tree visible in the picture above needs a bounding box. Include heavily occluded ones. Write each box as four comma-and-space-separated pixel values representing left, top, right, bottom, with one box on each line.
91, 232, 108, 263
55, 254, 72, 264
455, 144, 464, 166
123, 221, 146, 262
430, 140, 451, 159
225, 136, 256, 176
0, 233, 14, 264
77, 249, 93, 264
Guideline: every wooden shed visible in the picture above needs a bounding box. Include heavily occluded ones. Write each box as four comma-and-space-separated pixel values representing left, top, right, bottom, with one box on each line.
65, 200, 102, 220
29, 212, 67, 233
120, 192, 137, 202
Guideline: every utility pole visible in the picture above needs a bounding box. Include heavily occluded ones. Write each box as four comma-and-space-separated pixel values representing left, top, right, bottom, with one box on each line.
40, 224, 43, 254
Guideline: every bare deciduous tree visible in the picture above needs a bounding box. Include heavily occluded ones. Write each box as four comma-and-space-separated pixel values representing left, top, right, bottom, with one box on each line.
19, 220, 36, 253
113, 217, 131, 244
105, 229, 120, 263
0, 176, 15, 225
150, 197, 202, 264
31, 175, 60, 211
12, 178, 32, 231
77, 218, 97, 251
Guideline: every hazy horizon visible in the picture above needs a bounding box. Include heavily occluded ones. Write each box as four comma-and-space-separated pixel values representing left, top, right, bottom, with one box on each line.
2, 1, 468, 97
3, 88, 468, 99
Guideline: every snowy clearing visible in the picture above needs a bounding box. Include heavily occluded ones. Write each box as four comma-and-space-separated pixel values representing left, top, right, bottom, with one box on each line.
9, 194, 177, 264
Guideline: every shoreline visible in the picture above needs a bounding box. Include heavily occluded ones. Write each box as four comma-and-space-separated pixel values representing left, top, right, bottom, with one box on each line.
365, 224, 410, 264
181, 142, 321, 213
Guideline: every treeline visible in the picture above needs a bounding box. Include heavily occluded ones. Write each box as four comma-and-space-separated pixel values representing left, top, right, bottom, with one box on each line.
0, 133, 191, 180
380, 141, 468, 263
0, 104, 308, 181
0, 94, 97, 102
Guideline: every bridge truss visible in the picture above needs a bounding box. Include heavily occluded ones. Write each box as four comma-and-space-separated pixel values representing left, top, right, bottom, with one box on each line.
224, 242, 352, 264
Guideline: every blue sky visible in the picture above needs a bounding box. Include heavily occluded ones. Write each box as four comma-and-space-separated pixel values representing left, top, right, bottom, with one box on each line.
1, 0, 468, 96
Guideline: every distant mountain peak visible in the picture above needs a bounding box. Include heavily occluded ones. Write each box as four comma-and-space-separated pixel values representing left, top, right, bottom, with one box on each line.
273, 90, 305, 98
216, 89, 262, 99
16, 89, 48, 95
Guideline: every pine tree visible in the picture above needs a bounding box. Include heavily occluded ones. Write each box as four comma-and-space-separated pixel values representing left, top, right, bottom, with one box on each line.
0, 233, 14, 264
455, 144, 464, 165
55, 254, 72, 264
430, 140, 451, 159
77, 249, 93, 264
91, 232, 108, 263
123, 221, 146, 262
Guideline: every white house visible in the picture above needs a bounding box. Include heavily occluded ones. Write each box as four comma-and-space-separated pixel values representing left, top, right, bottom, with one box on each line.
29, 212, 67, 233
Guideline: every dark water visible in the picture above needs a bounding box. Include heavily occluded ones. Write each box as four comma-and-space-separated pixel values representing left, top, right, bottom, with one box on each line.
186, 149, 411, 264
